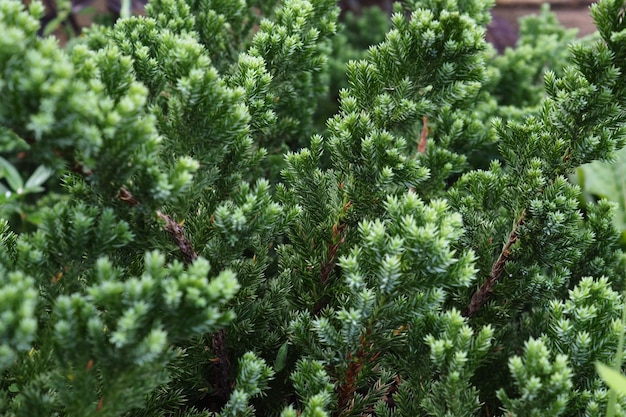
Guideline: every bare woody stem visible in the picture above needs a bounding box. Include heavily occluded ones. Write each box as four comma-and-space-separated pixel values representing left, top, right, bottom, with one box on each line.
156, 210, 198, 264
465, 210, 526, 318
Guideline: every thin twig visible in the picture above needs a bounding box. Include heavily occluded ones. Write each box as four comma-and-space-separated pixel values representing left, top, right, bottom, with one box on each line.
418, 115, 428, 153
465, 210, 526, 317
116, 187, 138, 206
156, 210, 198, 264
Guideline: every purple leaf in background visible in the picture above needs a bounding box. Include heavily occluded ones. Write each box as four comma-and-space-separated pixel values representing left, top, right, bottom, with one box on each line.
70, 0, 147, 15
487, 16, 518, 53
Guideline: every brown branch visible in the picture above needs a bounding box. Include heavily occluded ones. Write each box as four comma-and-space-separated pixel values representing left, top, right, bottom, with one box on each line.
156, 210, 198, 264
465, 210, 526, 318
336, 352, 364, 415
418, 115, 428, 153
116, 187, 138, 206
320, 202, 350, 284
207, 328, 232, 411
314, 220, 348, 315
336, 334, 381, 417
320, 233, 344, 284
96, 396, 104, 413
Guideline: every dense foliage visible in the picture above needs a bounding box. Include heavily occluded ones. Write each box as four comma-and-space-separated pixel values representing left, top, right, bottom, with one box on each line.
2, 0, 626, 416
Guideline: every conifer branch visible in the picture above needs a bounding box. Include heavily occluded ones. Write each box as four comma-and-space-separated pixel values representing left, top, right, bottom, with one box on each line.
156, 210, 198, 264
156, 209, 232, 408
156, 209, 232, 409
465, 210, 526, 317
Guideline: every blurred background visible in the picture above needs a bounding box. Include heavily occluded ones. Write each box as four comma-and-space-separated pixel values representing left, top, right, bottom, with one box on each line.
30, 0, 598, 51
339, 1, 597, 51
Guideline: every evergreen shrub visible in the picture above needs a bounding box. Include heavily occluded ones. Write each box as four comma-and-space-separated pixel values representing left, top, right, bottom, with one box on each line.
2, 0, 626, 415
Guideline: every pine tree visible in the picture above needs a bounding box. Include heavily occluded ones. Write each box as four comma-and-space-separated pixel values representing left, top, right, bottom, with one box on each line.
2, 0, 626, 416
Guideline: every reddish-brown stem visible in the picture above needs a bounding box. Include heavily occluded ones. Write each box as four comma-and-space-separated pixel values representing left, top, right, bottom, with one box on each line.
320, 201, 351, 284
336, 334, 380, 417
418, 115, 428, 153
336, 353, 364, 415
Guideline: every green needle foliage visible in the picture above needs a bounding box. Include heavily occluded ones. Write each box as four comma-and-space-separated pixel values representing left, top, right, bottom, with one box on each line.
2, 0, 626, 416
